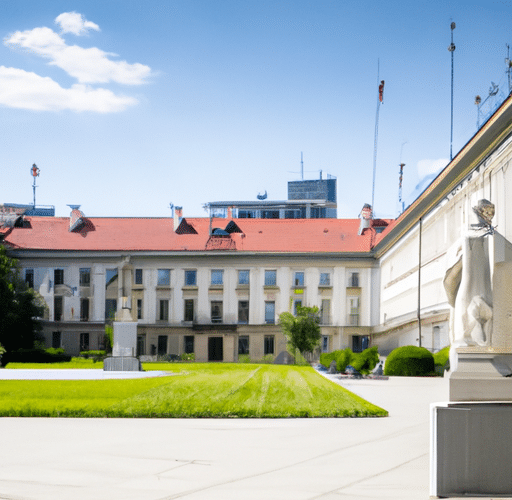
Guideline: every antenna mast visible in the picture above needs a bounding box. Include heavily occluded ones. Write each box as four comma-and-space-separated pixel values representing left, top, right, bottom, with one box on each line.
31, 163, 40, 207
300, 151, 304, 181
398, 141, 407, 215
371, 60, 384, 218
506, 44, 512, 94
448, 21, 456, 161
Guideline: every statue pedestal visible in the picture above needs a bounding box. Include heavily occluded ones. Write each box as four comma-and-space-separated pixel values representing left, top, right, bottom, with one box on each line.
103, 318, 141, 372
431, 229, 512, 497
449, 349, 512, 401
431, 402, 512, 497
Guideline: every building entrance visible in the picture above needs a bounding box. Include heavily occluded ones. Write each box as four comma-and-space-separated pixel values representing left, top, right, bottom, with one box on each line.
208, 337, 223, 361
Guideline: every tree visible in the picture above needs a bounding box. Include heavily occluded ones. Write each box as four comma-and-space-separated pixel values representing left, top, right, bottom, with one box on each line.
279, 305, 321, 357
0, 246, 44, 352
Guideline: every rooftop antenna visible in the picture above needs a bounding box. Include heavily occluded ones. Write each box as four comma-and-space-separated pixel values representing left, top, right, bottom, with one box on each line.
31, 163, 40, 207
398, 141, 407, 214
371, 60, 384, 219
448, 21, 456, 161
505, 44, 512, 94
301, 151, 304, 181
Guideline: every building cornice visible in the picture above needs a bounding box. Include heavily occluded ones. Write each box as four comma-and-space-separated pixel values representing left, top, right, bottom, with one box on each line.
7, 249, 377, 262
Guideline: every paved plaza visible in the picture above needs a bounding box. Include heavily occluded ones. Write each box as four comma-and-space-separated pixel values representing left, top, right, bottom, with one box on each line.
0, 368, 454, 500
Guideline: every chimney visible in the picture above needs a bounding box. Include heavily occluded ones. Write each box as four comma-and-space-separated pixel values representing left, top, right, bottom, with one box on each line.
68, 205, 85, 232
227, 206, 233, 219
174, 206, 183, 231
358, 204, 372, 236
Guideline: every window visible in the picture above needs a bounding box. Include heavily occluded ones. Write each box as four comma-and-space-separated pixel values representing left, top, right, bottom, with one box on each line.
264, 335, 275, 355
106, 268, 118, 287
352, 335, 369, 353
184, 335, 194, 354
159, 299, 169, 321
322, 336, 329, 353
349, 297, 359, 325
184, 299, 195, 322
157, 269, 171, 286
264, 301, 275, 324
320, 299, 331, 325
80, 298, 89, 321
157, 335, 167, 355
238, 336, 249, 355
350, 272, 360, 287
80, 333, 89, 352
238, 270, 250, 285
79, 268, 90, 287
293, 299, 302, 315
211, 269, 224, 286
25, 269, 34, 289
294, 271, 304, 287
211, 301, 223, 323
137, 299, 143, 319
54, 296, 63, 321
52, 331, 61, 349
184, 270, 197, 286
105, 299, 117, 320
264, 270, 277, 286
137, 335, 145, 356
134, 269, 143, 285
54, 269, 64, 285
238, 300, 249, 324
319, 272, 330, 286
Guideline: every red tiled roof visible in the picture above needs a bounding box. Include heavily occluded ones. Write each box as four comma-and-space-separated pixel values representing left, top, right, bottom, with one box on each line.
4, 216, 391, 253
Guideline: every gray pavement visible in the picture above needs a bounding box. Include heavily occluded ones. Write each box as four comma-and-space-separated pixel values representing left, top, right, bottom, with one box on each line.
0, 369, 450, 500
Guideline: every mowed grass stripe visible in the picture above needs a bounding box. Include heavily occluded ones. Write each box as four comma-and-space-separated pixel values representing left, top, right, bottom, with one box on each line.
0, 364, 387, 418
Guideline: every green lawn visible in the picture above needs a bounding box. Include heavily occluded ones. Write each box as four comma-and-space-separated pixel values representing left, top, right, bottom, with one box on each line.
0, 363, 387, 418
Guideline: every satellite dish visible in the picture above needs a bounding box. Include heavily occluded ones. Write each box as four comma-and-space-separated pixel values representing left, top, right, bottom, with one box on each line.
257, 190, 267, 200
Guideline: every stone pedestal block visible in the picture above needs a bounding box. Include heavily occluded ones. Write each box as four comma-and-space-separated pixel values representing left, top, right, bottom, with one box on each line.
431, 402, 512, 497
449, 351, 512, 401
112, 321, 137, 357
103, 356, 141, 371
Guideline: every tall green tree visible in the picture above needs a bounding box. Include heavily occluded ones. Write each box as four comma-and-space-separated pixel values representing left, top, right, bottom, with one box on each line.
0, 246, 44, 352
279, 305, 321, 357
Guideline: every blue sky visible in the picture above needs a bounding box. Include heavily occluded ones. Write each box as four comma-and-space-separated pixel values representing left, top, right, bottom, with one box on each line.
1, 0, 511, 219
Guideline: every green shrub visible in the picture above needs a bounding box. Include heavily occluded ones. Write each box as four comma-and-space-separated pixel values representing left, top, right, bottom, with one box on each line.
260, 354, 275, 364
320, 348, 355, 372
335, 348, 354, 372
319, 351, 336, 369
384, 345, 435, 376
180, 353, 195, 361
80, 350, 107, 362
433, 346, 450, 375
45, 347, 65, 356
238, 354, 251, 363
350, 346, 379, 374
433, 346, 450, 367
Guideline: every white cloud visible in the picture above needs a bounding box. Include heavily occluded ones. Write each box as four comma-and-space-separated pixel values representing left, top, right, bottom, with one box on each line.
5, 26, 151, 85
417, 158, 449, 179
55, 12, 100, 36
0, 66, 137, 112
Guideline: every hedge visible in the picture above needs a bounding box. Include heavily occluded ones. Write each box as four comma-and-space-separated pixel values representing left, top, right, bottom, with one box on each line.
384, 345, 435, 376
320, 347, 379, 374
1, 348, 71, 365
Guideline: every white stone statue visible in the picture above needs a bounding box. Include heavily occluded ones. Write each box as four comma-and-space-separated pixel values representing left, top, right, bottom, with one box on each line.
443, 200, 495, 348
